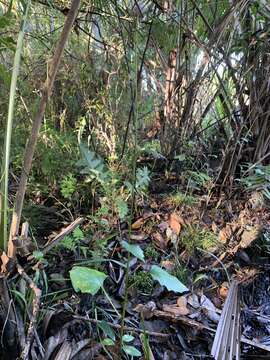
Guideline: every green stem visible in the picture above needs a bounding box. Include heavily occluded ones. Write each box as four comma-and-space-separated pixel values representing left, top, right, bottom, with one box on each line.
120, 15, 139, 347
101, 286, 121, 317
0, 0, 31, 251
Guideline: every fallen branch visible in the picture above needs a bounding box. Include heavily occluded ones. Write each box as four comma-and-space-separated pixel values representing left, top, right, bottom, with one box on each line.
17, 264, 42, 360
41, 217, 84, 255
152, 309, 270, 353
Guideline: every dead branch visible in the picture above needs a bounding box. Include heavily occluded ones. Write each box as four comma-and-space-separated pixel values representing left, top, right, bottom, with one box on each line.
41, 217, 84, 255
17, 264, 42, 360
152, 309, 270, 353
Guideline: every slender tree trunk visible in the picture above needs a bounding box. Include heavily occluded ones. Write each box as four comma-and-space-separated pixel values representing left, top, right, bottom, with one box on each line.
8, 0, 81, 257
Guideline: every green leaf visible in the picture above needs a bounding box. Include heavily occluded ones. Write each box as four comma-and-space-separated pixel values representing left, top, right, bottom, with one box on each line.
0, 64, 10, 86
123, 345, 142, 357
122, 334, 135, 343
78, 143, 109, 183
73, 227, 84, 240
101, 338, 114, 346
174, 154, 186, 161
121, 241, 145, 262
0, 14, 12, 29
136, 167, 150, 191
116, 198, 128, 219
70, 267, 107, 295
193, 273, 208, 284
32, 250, 44, 261
98, 320, 116, 341
150, 265, 188, 293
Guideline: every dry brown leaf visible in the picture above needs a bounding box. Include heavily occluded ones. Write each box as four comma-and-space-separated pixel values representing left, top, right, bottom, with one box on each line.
131, 218, 145, 230
134, 301, 156, 319
157, 221, 168, 232
176, 296, 189, 315
160, 260, 175, 271
169, 213, 182, 235
166, 227, 178, 244
152, 232, 167, 250
219, 282, 229, 299
239, 225, 261, 249
130, 233, 148, 242
212, 222, 218, 233
163, 304, 189, 316
0, 252, 9, 273
218, 225, 233, 243
142, 211, 155, 220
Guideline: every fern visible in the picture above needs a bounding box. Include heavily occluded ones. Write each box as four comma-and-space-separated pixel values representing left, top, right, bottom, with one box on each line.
59, 227, 84, 251
115, 198, 128, 219
241, 164, 270, 200
136, 167, 151, 191
60, 174, 77, 199
126, 166, 151, 194
77, 143, 110, 184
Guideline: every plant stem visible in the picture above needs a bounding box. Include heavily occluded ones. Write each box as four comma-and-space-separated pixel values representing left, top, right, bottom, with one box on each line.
8, 0, 81, 258
120, 15, 139, 346
101, 286, 121, 318
0, 0, 31, 251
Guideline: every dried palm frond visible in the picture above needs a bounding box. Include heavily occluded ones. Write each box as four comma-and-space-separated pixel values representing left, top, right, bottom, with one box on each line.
211, 280, 241, 360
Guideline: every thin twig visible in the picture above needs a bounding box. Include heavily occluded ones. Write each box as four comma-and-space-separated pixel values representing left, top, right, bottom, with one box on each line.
73, 315, 169, 338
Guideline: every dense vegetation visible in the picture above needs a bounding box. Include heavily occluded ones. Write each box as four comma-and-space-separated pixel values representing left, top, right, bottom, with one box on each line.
0, 0, 269, 359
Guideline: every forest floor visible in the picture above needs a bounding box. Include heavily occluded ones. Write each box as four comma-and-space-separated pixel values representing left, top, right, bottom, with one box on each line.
7, 172, 270, 360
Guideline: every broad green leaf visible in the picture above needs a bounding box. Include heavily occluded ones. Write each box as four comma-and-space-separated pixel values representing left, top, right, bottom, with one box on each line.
98, 320, 116, 341
78, 143, 109, 183
101, 338, 114, 346
123, 345, 142, 357
150, 265, 188, 293
70, 267, 107, 295
121, 241, 145, 262
122, 334, 134, 343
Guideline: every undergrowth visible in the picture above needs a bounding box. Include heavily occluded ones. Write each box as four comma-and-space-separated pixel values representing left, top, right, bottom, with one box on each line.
180, 224, 218, 253
167, 191, 198, 208
130, 271, 154, 295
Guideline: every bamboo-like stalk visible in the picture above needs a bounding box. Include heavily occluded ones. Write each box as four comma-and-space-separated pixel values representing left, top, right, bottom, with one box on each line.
0, 0, 31, 251
8, 0, 81, 258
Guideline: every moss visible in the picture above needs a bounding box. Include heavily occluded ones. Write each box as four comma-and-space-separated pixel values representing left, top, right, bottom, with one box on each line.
144, 245, 159, 261
180, 224, 218, 253
167, 192, 197, 208
130, 271, 154, 294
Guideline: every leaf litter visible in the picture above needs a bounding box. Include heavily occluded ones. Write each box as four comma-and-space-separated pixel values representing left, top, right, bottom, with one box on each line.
6, 183, 270, 359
